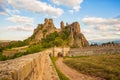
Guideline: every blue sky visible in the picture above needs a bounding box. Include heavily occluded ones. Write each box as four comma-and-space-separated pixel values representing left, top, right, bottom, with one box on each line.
0, 0, 120, 41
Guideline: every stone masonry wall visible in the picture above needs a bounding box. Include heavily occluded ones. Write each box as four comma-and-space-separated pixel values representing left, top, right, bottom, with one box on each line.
69, 44, 120, 56
0, 50, 59, 80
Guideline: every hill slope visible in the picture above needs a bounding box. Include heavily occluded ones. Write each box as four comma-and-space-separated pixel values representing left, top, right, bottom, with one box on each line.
28, 18, 89, 47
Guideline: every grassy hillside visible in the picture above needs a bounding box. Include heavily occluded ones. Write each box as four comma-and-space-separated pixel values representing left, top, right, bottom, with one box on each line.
0, 31, 70, 61
64, 54, 120, 80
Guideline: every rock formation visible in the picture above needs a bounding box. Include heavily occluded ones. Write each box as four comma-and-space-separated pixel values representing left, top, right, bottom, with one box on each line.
30, 18, 56, 44
60, 21, 64, 30
29, 18, 89, 47
65, 22, 89, 47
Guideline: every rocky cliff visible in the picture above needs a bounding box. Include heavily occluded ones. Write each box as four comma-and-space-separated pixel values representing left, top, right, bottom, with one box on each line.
67, 22, 89, 47
60, 21, 89, 47
29, 18, 89, 47
30, 18, 56, 44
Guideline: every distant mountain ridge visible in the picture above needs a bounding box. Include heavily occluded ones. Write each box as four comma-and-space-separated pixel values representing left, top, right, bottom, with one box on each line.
89, 39, 120, 44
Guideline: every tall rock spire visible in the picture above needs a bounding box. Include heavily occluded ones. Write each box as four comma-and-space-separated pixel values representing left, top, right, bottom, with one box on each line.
60, 21, 64, 30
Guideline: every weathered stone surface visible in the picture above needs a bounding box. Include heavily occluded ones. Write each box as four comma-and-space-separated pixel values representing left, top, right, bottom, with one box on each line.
30, 18, 56, 44
0, 52, 44, 80
29, 18, 89, 47
0, 47, 70, 80
67, 22, 89, 47
71, 22, 81, 34
69, 44, 120, 56
60, 21, 64, 30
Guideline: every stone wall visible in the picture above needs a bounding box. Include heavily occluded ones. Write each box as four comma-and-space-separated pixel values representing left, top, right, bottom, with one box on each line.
1, 45, 119, 79
69, 44, 120, 56
50, 47, 70, 57
0, 50, 59, 80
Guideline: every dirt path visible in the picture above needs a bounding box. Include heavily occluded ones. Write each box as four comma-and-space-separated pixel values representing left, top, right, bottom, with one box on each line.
56, 58, 102, 80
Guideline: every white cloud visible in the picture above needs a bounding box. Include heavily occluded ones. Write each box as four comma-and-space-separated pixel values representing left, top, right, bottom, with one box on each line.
51, 0, 83, 12
7, 15, 34, 25
8, 0, 63, 17
0, 0, 20, 16
7, 25, 34, 32
82, 17, 120, 25
5, 8, 20, 16
82, 29, 92, 34
82, 17, 120, 40
6, 15, 34, 32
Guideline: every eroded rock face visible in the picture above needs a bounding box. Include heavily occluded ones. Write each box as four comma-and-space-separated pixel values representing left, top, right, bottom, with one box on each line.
67, 22, 89, 47
29, 18, 89, 47
30, 18, 56, 44
71, 22, 81, 34
60, 21, 64, 30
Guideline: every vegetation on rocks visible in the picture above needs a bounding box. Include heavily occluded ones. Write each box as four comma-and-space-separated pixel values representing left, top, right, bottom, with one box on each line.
0, 30, 69, 61
64, 54, 120, 80
0, 18, 89, 61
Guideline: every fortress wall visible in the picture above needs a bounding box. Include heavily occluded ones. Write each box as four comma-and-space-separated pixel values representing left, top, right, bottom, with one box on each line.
52, 47, 70, 57
0, 50, 59, 80
69, 45, 120, 56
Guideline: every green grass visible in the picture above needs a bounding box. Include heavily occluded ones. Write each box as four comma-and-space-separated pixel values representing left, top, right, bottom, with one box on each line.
63, 54, 120, 80
50, 56, 69, 80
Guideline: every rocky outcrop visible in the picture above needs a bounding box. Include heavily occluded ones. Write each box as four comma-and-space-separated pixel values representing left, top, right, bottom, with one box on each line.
29, 18, 89, 47
30, 18, 56, 44
66, 22, 89, 47
60, 21, 64, 30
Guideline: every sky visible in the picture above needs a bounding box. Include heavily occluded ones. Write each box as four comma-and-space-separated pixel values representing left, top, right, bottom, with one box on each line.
0, 0, 120, 41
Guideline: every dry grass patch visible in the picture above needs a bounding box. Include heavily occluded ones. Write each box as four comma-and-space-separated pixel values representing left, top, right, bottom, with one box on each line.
64, 54, 120, 80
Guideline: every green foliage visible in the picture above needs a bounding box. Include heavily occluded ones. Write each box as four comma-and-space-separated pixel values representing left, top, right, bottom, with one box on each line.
0, 40, 29, 52
0, 52, 7, 61
64, 54, 120, 80
27, 44, 44, 54
50, 56, 69, 80
102, 41, 115, 46
90, 43, 98, 46
41, 30, 70, 48
0, 47, 4, 52
41, 31, 59, 47
0, 29, 71, 61
60, 29, 70, 40
54, 37, 64, 46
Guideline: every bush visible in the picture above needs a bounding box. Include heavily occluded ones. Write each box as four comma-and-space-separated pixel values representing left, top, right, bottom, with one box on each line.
0, 52, 7, 61
27, 44, 44, 54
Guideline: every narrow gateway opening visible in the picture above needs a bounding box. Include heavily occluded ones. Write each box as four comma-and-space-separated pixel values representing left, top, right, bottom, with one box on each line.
57, 52, 63, 57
